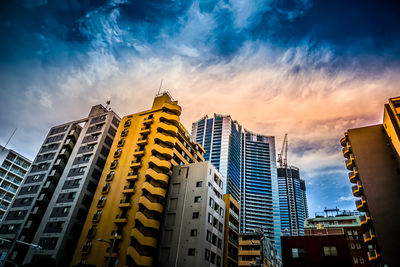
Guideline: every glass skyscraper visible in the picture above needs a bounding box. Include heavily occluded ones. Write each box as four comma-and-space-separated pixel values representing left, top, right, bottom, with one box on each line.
277, 166, 308, 236
191, 114, 282, 256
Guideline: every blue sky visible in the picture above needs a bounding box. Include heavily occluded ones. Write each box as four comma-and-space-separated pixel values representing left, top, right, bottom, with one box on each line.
1, 0, 400, 216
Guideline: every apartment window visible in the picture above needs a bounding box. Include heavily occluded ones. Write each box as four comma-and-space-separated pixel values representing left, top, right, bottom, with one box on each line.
353, 256, 359, 264
218, 222, 223, 233
219, 207, 224, 217
194, 196, 201, 203
8, 225, 14, 231
351, 243, 355, 249
206, 230, 212, 242
192, 212, 199, 219
347, 230, 352, 236
292, 248, 299, 258
208, 213, 213, 224
27, 186, 33, 192
210, 252, 216, 264
212, 234, 217, 245
190, 229, 198, 236
196, 181, 202, 187
323, 246, 338, 256
209, 197, 214, 208
217, 238, 222, 249
353, 230, 358, 235
356, 243, 361, 249
78, 167, 86, 173
205, 249, 210, 261
83, 154, 91, 161
359, 257, 364, 264
73, 179, 81, 185
33, 175, 40, 181
62, 207, 70, 214
217, 256, 221, 267
188, 248, 195, 256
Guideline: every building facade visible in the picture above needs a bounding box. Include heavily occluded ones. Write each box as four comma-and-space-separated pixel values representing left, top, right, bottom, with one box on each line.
304, 210, 370, 267
191, 114, 281, 256
239, 232, 281, 267
72, 93, 205, 267
278, 166, 308, 236
0, 146, 31, 221
157, 162, 226, 267
223, 194, 239, 267
340, 96, 400, 267
0, 104, 119, 266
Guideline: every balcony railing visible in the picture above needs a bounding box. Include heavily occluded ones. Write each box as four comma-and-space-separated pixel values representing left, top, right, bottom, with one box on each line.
229, 208, 239, 220
229, 221, 239, 232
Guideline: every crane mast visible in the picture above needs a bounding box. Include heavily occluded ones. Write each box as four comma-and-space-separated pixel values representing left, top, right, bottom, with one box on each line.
277, 133, 288, 168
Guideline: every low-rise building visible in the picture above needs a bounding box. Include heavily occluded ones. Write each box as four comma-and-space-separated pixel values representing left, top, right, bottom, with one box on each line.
239, 232, 281, 267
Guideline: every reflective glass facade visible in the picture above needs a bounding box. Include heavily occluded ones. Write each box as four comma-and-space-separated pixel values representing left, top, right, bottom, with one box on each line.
191, 114, 282, 257
278, 166, 308, 236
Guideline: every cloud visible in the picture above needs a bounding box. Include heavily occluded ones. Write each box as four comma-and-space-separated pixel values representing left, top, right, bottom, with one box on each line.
338, 195, 355, 202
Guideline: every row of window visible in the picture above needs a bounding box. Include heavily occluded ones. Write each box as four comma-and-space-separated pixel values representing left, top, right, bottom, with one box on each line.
206, 230, 223, 249
208, 213, 224, 233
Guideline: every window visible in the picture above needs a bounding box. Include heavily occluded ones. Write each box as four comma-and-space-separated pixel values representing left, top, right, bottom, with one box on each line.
33, 175, 40, 181
212, 234, 217, 245
347, 230, 352, 236
323, 246, 338, 256
216, 256, 221, 267
190, 229, 198, 236
217, 238, 222, 249
188, 248, 195, 256
205, 249, 210, 261
353, 256, 359, 264
196, 181, 202, 187
27, 186, 33, 192
78, 167, 86, 173
218, 222, 223, 233
194, 196, 201, 203
208, 213, 213, 224
353, 230, 358, 235
209, 197, 214, 208
219, 207, 224, 217
83, 154, 91, 161
351, 243, 355, 249
8, 225, 14, 231
73, 179, 81, 185
359, 257, 364, 264
356, 243, 361, 249
210, 252, 216, 264
62, 207, 70, 214
292, 248, 299, 258
206, 230, 212, 242
192, 212, 199, 219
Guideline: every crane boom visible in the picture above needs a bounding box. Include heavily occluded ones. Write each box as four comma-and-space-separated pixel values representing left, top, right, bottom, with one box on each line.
277, 133, 288, 168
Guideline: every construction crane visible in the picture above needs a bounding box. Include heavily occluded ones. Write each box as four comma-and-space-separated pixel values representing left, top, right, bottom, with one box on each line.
277, 133, 288, 168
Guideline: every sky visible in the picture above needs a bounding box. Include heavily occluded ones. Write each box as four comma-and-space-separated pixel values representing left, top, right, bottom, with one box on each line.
0, 0, 400, 216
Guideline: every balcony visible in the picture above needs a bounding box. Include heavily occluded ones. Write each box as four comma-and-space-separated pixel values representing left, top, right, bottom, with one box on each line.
102, 184, 110, 194
114, 149, 122, 158
352, 182, 363, 197
239, 250, 259, 256
360, 212, 371, 226
363, 228, 376, 243
106, 172, 115, 181
131, 161, 141, 169
143, 117, 153, 125
127, 174, 138, 182
154, 133, 175, 147
348, 169, 359, 183
148, 156, 171, 172
342, 143, 351, 159
127, 246, 153, 267
162, 103, 182, 116
64, 139, 75, 150
142, 182, 167, 198
117, 139, 125, 147
59, 148, 70, 159
118, 199, 131, 208
68, 129, 80, 142
157, 122, 178, 136
346, 154, 356, 170
42, 180, 55, 192
122, 186, 135, 195
367, 249, 381, 261
81, 243, 92, 254
229, 221, 239, 232
228, 236, 239, 247
54, 159, 66, 170
137, 138, 148, 146
97, 197, 106, 208
340, 134, 348, 147
131, 228, 157, 247
134, 211, 160, 230
159, 112, 179, 126
229, 208, 239, 220
138, 196, 163, 214
133, 149, 145, 157
151, 144, 173, 160
110, 160, 118, 170
145, 168, 169, 185
355, 196, 367, 212
114, 214, 128, 224
139, 128, 151, 135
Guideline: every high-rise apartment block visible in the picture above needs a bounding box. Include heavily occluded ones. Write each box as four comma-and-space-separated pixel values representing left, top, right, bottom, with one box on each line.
72, 93, 205, 267
0, 104, 120, 266
191, 114, 281, 256
157, 162, 226, 267
0, 146, 31, 221
340, 96, 400, 266
278, 166, 308, 236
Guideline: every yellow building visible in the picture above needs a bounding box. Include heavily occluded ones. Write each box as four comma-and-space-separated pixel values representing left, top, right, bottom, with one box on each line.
223, 194, 239, 267
71, 92, 205, 267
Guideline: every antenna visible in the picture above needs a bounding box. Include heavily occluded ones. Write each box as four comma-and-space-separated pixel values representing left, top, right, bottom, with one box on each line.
157, 79, 163, 95
105, 100, 111, 110
1, 128, 17, 152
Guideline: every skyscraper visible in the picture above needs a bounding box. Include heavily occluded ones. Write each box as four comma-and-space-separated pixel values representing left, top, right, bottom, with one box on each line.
0, 146, 32, 221
72, 92, 205, 267
340, 96, 400, 266
0, 104, 120, 266
191, 114, 281, 257
277, 166, 308, 236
